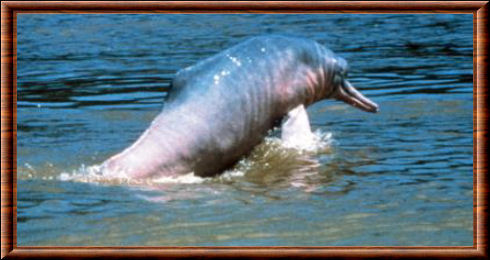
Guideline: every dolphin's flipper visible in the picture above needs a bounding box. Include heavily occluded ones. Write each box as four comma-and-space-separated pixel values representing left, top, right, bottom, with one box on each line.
281, 104, 315, 149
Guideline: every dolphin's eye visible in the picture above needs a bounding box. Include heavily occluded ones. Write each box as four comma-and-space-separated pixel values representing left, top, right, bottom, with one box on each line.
335, 57, 349, 77
333, 72, 343, 87
339, 64, 348, 78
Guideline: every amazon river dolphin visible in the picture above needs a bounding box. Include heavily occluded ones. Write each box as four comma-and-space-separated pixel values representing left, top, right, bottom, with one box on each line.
101, 35, 378, 178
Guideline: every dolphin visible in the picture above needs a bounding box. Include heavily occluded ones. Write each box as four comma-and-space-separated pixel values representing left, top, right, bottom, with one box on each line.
101, 35, 378, 178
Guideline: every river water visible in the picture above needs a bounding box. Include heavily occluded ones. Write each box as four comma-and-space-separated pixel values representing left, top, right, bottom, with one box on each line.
17, 14, 473, 246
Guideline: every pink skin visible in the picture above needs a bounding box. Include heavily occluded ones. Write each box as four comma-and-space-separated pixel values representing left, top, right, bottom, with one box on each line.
101, 36, 378, 179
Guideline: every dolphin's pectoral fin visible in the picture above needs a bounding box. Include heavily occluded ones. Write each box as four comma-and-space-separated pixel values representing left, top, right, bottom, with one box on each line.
281, 104, 315, 149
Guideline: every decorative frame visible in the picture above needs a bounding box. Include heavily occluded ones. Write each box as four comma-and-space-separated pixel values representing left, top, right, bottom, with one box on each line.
1, 1, 488, 259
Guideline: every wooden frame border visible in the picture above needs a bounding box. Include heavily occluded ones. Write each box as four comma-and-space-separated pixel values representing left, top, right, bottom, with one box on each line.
1, 1, 488, 259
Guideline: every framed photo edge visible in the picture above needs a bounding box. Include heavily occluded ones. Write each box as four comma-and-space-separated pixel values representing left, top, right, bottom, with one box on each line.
1, 1, 488, 259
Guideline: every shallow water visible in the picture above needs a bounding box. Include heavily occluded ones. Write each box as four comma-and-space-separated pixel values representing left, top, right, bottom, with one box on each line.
17, 14, 473, 246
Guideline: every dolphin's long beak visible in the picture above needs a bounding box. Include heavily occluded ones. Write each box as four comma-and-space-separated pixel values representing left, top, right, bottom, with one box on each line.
335, 80, 379, 113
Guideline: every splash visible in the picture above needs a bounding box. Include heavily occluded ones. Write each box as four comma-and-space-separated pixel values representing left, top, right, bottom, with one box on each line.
152, 172, 206, 184
58, 164, 207, 186
217, 130, 334, 184
282, 129, 333, 152
50, 130, 333, 187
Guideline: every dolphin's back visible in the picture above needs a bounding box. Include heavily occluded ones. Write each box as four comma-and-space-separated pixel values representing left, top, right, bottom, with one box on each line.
102, 36, 343, 178
155, 36, 336, 176
167, 36, 331, 110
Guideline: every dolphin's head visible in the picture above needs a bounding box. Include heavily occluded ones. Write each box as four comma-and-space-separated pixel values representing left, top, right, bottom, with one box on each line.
328, 57, 379, 113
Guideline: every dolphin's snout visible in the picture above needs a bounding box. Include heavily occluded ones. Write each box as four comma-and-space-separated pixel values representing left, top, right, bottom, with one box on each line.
335, 80, 379, 113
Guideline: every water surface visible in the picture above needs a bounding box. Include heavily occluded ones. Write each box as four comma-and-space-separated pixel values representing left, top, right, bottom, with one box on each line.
17, 14, 473, 246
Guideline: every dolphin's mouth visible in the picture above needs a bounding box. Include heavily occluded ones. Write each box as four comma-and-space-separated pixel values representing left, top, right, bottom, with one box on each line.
335, 80, 379, 113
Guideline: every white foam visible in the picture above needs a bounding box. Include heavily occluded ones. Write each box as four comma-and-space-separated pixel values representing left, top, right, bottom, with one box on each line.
219, 168, 246, 182
57, 163, 208, 187
282, 130, 333, 152
55, 130, 332, 186
58, 164, 107, 183
151, 172, 206, 184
